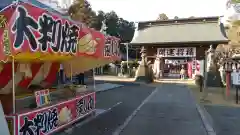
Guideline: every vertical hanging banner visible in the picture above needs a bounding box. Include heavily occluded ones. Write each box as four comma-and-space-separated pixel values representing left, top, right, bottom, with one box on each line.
0, 5, 16, 62
104, 36, 121, 59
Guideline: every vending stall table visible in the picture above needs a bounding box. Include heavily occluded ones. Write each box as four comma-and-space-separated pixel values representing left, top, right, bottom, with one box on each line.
0, 1, 120, 135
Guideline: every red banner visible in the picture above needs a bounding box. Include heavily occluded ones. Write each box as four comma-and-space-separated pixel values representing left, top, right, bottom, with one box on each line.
18, 92, 95, 135
0, 2, 111, 61
104, 36, 121, 60
9, 3, 80, 56
0, 1, 121, 65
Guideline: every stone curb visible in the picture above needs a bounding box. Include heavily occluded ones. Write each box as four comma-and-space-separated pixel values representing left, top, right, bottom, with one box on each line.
93, 83, 124, 93
187, 86, 217, 135
195, 103, 216, 135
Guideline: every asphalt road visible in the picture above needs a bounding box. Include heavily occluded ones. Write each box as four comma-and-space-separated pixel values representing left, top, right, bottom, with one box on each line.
53, 82, 209, 135
64, 82, 155, 135
205, 105, 240, 135
119, 84, 207, 135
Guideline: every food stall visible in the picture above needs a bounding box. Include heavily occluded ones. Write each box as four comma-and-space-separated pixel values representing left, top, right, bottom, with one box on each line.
0, 1, 120, 135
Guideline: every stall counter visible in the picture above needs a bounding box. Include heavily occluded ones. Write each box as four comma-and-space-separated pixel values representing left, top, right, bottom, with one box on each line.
6, 91, 96, 135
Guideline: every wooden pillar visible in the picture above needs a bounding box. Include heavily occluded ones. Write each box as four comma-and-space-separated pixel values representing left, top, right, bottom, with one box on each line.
226, 71, 231, 97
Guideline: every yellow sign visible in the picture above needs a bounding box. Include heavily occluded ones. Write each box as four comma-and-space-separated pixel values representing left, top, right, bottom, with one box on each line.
0, 15, 7, 28
3, 29, 10, 55
7, 119, 13, 135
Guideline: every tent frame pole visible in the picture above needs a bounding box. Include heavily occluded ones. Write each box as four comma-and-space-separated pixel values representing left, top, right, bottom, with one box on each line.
12, 57, 16, 114
93, 68, 96, 90
70, 63, 73, 82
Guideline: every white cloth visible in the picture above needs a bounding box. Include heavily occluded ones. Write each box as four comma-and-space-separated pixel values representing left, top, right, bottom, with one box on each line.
18, 63, 32, 78
0, 102, 10, 135
60, 64, 63, 70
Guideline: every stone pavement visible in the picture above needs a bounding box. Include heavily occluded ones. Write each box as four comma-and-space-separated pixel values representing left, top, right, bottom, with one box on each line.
117, 83, 208, 135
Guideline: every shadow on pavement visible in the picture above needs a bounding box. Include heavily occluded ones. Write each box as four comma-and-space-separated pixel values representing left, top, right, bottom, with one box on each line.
95, 80, 142, 86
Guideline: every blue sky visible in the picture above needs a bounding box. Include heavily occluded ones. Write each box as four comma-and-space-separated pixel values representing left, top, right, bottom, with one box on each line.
88, 0, 228, 22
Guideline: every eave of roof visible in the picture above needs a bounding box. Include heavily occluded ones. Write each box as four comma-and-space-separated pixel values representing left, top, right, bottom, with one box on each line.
130, 40, 229, 47
137, 16, 221, 26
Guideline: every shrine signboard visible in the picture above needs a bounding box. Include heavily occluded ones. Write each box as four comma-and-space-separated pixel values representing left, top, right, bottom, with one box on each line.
157, 47, 196, 57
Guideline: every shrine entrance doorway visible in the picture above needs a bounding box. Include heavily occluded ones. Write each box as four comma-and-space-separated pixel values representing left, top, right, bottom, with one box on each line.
157, 47, 198, 79
164, 58, 188, 78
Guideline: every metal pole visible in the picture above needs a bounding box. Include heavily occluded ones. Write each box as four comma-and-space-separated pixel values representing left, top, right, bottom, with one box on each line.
202, 51, 208, 100
126, 43, 129, 68
70, 63, 73, 82
236, 86, 239, 104
126, 43, 130, 75
93, 68, 96, 90
226, 71, 231, 97
204, 51, 207, 89
12, 57, 15, 114
136, 48, 138, 61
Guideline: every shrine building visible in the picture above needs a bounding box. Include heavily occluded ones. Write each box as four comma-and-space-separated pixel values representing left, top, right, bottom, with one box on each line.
130, 16, 229, 78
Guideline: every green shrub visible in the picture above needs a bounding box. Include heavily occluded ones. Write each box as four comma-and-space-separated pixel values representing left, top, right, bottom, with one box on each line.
195, 75, 204, 92
195, 75, 204, 86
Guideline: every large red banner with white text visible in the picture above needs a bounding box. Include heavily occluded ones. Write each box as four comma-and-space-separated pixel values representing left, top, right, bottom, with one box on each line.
0, 2, 120, 62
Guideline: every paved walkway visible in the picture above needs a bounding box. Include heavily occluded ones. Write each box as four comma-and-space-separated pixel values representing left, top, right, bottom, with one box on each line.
118, 84, 208, 135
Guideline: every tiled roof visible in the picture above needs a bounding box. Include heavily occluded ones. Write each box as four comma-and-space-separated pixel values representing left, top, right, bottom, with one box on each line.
131, 21, 228, 45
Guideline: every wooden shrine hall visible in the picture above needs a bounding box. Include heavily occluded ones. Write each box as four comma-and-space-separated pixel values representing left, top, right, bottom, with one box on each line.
130, 16, 229, 80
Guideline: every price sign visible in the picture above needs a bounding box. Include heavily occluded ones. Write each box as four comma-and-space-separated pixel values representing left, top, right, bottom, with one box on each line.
35, 89, 51, 107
